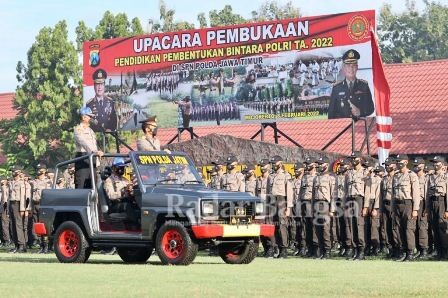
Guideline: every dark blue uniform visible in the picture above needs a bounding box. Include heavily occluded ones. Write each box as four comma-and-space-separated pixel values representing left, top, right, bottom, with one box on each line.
87, 96, 117, 131
328, 79, 374, 119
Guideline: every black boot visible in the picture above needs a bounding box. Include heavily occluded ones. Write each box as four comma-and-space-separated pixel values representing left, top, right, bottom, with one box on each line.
278, 248, 288, 259
395, 250, 407, 262
313, 246, 322, 259
15, 245, 26, 254
344, 248, 354, 260
354, 248, 365, 260
9, 245, 18, 253
305, 246, 313, 258
350, 248, 359, 260
321, 250, 331, 259
38, 242, 49, 254
264, 247, 274, 258
403, 250, 414, 262
338, 247, 346, 257
416, 249, 428, 260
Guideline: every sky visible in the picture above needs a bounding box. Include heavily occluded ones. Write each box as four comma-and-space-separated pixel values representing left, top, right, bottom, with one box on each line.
0, 0, 441, 92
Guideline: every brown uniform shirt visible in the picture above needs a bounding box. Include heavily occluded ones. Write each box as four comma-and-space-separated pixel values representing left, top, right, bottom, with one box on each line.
427, 172, 448, 212
104, 174, 131, 201
336, 174, 346, 201
256, 176, 269, 201
345, 167, 366, 198
291, 177, 302, 203
364, 175, 381, 209
300, 173, 316, 201
9, 179, 27, 212
32, 177, 51, 203
1, 184, 9, 205
392, 170, 420, 211
137, 135, 161, 151
312, 173, 336, 212
220, 172, 245, 192
267, 169, 293, 208
245, 177, 257, 196
74, 124, 98, 153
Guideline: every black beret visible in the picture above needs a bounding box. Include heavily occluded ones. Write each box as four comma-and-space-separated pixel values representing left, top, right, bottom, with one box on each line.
342, 49, 360, 64
258, 159, 270, 167
412, 157, 425, 165
10, 165, 24, 172
245, 164, 255, 171
374, 165, 385, 173
382, 157, 396, 166
294, 162, 305, 170
316, 156, 330, 164
303, 157, 315, 164
430, 155, 446, 163
92, 69, 107, 84
395, 154, 409, 161
211, 158, 225, 166
226, 155, 238, 164
270, 155, 283, 163
36, 163, 47, 170
350, 151, 363, 159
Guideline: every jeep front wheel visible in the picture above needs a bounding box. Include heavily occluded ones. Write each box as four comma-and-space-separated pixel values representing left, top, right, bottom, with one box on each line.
156, 221, 198, 265
117, 246, 153, 264
54, 221, 90, 263
218, 239, 259, 264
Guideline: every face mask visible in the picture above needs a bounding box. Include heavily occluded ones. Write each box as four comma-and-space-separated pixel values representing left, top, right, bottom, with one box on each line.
152, 127, 158, 136
38, 170, 46, 176
115, 167, 125, 176
435, 164, 443, 171
386, 166, 394, 172
227, 164, 235, 171
413, 166, 423, 173
306, 165, 314, 171
246, 172, 253, 179
294, 170, 302, 177
318, 165, 327, 173
340, 167, 348, 173
352, 159, 360, 166
261, 168, 268, 173
69, 169, 75, 175
273, 164, 281, 171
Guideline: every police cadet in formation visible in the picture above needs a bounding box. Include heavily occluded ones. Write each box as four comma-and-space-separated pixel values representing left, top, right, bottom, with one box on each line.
344, 151, 367, 260
427, 155, 448, 260
299, 157, 318, 257
267, 155, 293, 258
381, 157, 397, 258
363, 161, 381, 256
63, 164, 75, 189
32, 163, 51, 253
256, 159, 277, 257
74, 107, 104, 189
22, 171, 32, 247
391, 154, 420, 261
8, 166, 27, 253
291, 162, 304, 256
244, 165, 257, 196
335, 159, 349, 256
413, 157, 429, 259
86, 69, 117, 132
209, 158, 225, 190
137, 116, 162, 151
0, 176, 11, 247
312, 156, 336, 259
220, 155, 245, 192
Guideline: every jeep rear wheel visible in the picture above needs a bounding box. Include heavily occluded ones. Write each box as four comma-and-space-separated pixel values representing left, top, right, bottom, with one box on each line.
156, 221, 198, 265
117, 246, 153, 264
54, 221, 89, 263
218, 239, 259, 264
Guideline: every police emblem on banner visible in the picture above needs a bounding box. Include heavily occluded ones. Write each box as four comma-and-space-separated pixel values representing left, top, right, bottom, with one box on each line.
89, 44, 100, 67
347, 15, 369, 41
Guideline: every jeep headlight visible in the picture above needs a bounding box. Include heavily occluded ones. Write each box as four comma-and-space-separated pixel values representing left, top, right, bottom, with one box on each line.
202, 201, 215, 215
256, 202, 264, 214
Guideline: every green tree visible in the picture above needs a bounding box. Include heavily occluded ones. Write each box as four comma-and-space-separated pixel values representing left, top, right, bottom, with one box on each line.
209, 5, 246, 27
251, 0, 301, 21
0, 21, 82, 170
197, 12, 208, 28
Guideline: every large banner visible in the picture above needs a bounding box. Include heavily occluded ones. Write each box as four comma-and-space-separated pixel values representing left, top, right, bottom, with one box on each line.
83, 10, 376, 131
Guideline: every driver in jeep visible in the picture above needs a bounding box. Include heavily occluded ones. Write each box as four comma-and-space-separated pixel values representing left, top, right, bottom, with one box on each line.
104, 157, 135, 214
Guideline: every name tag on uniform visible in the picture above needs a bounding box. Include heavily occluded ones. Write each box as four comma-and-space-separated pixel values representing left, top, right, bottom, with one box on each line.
338, 92, 345, 95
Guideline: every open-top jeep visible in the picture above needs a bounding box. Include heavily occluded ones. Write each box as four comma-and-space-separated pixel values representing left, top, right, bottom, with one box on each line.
34, 151, 274, 265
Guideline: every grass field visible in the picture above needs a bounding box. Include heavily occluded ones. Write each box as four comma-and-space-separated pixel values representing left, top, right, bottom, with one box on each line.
1, 250, 448, 297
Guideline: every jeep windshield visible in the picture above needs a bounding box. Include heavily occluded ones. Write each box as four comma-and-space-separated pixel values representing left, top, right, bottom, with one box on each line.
133, 153, 203, 186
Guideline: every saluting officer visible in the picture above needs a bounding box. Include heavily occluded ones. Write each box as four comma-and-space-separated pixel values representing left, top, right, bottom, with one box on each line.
74, 107, 104, 189
0, 176, 11, 247
413, 157, 429, 259
86, 69, 117, 132
244, 165, 257, 196
392, 154, 420, 262
267, 155, 293, 258
220, 156, 245, 192
209, 158, 225, 190
313, 156, 336, 259
137, 116, 162, 151
32, 163, 51, 253
299, 157, 318, 257
9, 166, 27, 253
328, 49, 374, 119
427, 155, 448, 260
380, 157, 397, 258
363, 161, 381, 256
344, 151, 367, 260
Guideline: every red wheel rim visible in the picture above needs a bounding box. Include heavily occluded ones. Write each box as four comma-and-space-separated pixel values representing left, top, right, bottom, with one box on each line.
58, 229, 79, 258
161, 229, 184, 259
225, 245, 244, 258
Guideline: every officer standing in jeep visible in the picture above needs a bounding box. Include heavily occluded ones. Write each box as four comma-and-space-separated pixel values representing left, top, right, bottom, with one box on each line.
267, 155, 293, 258
137, 116, 162, 151
220, 155, 245, 192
